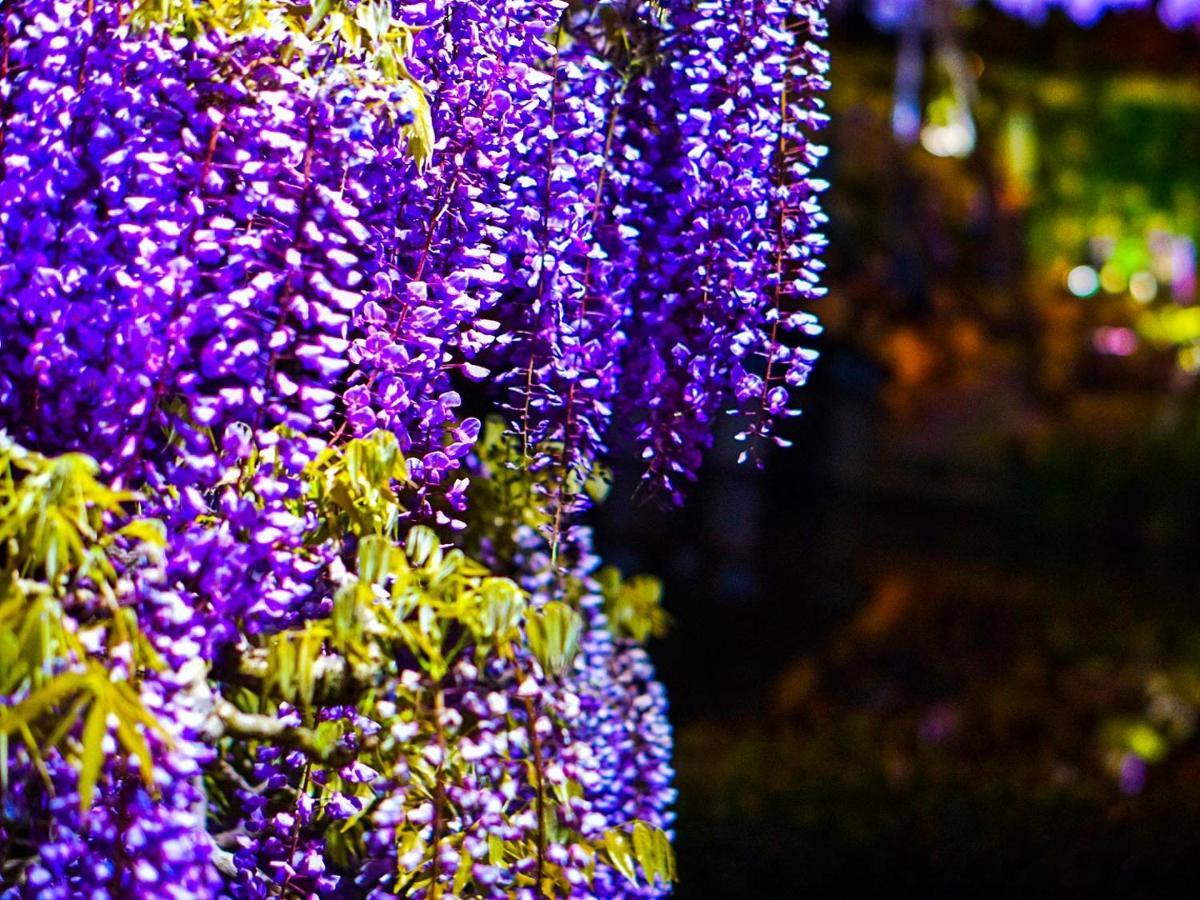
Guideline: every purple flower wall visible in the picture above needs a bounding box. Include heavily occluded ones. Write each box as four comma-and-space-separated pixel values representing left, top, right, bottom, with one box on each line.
0, 1, 828, 897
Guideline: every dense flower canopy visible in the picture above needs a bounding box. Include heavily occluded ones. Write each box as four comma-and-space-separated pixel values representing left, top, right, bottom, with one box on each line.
0, 0, 828, 897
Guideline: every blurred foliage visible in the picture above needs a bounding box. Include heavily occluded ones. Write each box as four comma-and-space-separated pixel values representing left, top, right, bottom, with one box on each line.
464, 417, 610, 571
1021, 74, 1200, 273
673, 548, 1200, 894
598, 567, 670, 644
1010, 398, 1200, 553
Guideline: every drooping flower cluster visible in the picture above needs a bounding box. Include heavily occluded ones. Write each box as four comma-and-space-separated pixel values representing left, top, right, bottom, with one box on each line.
484, 1, 832, 508
617, 0, 829, 500
0, 0, 829, 897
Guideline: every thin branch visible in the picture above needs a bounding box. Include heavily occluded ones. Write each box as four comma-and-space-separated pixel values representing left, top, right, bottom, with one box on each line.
216, 646, 379, 706
209, 700, 370, 768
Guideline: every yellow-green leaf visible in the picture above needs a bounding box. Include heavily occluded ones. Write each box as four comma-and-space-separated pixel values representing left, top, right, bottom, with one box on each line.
118, 518, 167, 548
525, 602, 583, 678
604, 828, 638, 886
79, 698, 109, 812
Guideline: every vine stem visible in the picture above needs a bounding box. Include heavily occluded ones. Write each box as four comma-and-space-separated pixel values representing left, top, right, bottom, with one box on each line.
504, 650, 550, 895
546, 95, 624, 595
429, 686, 448, 899
523, 692, 548, 893
518, 17, 567, 464
278, 759, 312, 897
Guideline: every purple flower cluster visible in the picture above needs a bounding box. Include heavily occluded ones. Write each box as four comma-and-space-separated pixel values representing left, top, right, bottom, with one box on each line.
514, 535, 677, 898
481, 1, 832, 504
0, 0, 831, 896
491, 34, 630, 522
341, 0, 567, 525
617, 0, 829, 499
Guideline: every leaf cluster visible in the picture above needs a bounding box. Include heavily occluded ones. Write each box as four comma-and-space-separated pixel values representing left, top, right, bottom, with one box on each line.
603, 820, 676, 889
598, 566, 671, 644
0, 436, 167, 810
465, 417, 610, 570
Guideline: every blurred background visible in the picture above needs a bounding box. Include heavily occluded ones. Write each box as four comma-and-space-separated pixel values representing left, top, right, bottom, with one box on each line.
598, 5, 1200, 895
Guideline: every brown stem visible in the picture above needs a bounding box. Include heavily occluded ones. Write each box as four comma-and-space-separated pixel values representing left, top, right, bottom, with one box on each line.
210, 700, 368, 768
278, 760, 312, 897
429, 687, 448, 899
523, 694, 548, 893
216, 645, 379, 706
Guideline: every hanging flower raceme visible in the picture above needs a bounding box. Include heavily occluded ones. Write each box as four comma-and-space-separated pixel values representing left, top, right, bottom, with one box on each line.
615, 0, 830, 501
0, 0, 831, 896
490, 37, 631, 546
341, 0, 568, 528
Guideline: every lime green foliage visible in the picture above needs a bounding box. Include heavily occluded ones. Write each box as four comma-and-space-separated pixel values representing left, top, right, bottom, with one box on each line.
602, 820, 676, 888
0, 436, 137, 591
2, 663, 166, 808
203, 428, 669, 894
0, 435, 166, 808
525, 601, 583, 678
306, 428, 413, 540
126, 0, 434, 166
465, 417, 610, 569
598, 567, 670, 644
262, 525, 528, 693
0, 428, 673, 887
220, 431, 535, 691
465, 418, 558, 561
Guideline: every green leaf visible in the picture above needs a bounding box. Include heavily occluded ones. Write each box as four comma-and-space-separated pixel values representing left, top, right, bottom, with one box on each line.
583, 461, 612, 504
306, 429, 410, 538
311, 720, 345, 756
474, 578, 525, 642
109, 677, 168, 737
624, 821, 676, 885
265, 636, 296, 703
658, 827, 677, 882
488, 834, 506, 866
604, 828, 638, 887
118, 518, 167, 548
79, 697, 108, 812
113, 712, 155, 790
599, 568, 671, 644
525, 602, 583, 678
453, 847, 472, 894
357, 534, 395, 585
331, 582, 366, 651
296, 627, 322, 710
404, 525, 442, 571
0, 671, 87, 735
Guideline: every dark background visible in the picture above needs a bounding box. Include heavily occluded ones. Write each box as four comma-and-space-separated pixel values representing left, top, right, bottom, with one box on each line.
597, 7, 1200, 896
